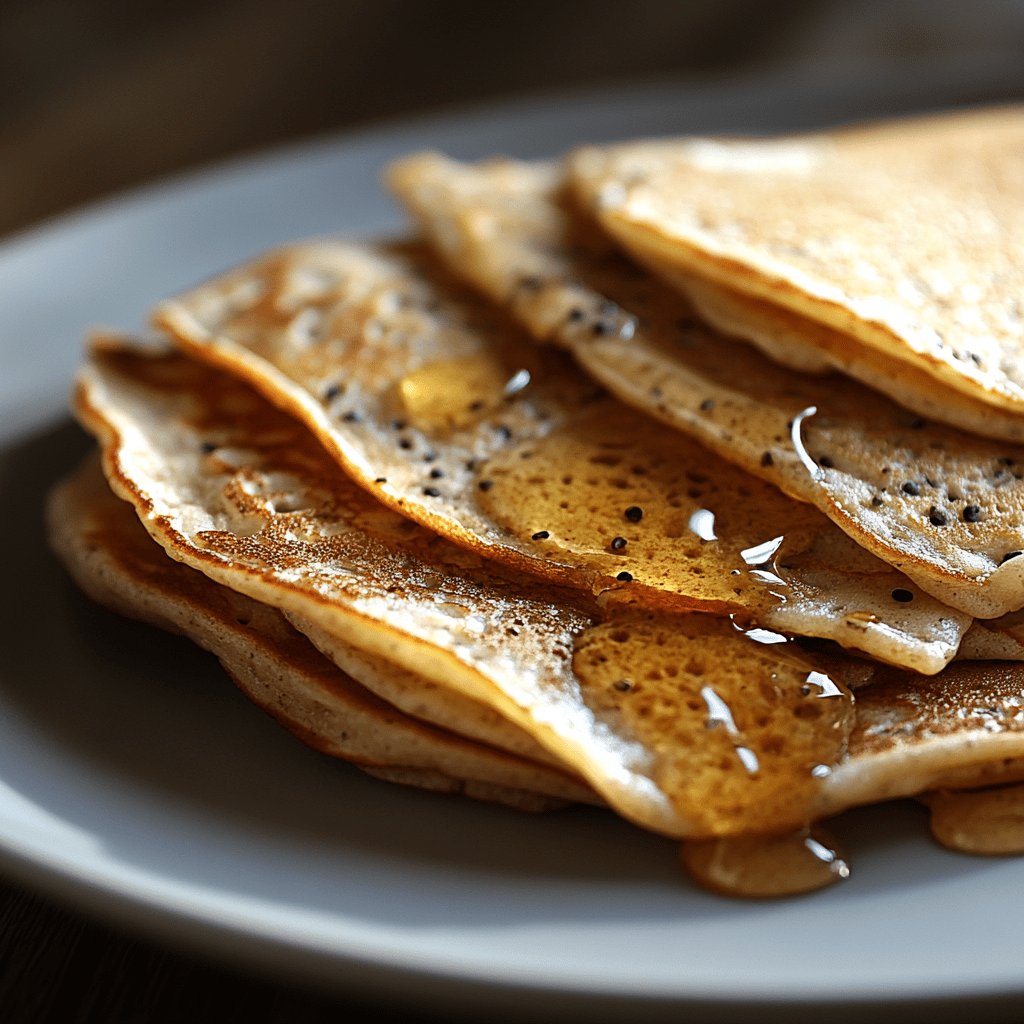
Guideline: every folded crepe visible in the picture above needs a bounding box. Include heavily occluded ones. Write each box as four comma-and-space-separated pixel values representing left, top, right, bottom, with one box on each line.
47, 454, 592, 810
69, 338, 1024, 846
566, 105, 1024, 441
384, 151, 1024, 623
150, 239, 987, 673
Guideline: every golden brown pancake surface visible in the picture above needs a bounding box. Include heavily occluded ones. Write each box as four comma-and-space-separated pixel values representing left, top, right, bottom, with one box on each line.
386, 152, 1024, 621
62, 337, 1024, 861
567, 105, 1024, 425
74, 339, 885, 839
47, 454, 592, 810
153, 239, 973, 670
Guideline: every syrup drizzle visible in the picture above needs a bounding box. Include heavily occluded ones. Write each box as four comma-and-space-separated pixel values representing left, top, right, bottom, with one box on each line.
681, 827, 850, 898
570, 614, 855, 841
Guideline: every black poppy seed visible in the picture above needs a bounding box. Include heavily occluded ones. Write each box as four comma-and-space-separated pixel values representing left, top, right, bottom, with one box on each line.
928, 506, 948, 526
468, 400, 485, 412
478, 479, 494, 492
374, 476, 387, 484
323, 384, 342, 401
392, 419, 407, 430
200, 441, 217, 454
871, 496, 884, 506
760, 451, 774, 467
882, 466, 891, 474
398, 438, 413, 450
699, 398, 715, 412
567, 308, 584, 322
423, 451, 437, 462
591, 321, 611, 336
901, 481, 920, 496
616, 571, 634, 582
1001, 550, 1023, 565
429, 468, 444, 479
496, 425, 513, 441
342, 411, 360, 423
963, 505, 982, 523
423, 487, 441, 497
624, 505, 643, 523
508, 627, 519, 636
650, 385, 663, 399
531, 530, 550, 541
611, 536, 627, 551
892, 588, 914, 603
925, 475, 937, 488
818, 455, 834, 468
613, 679, 633, 692
465, 459, 477, 471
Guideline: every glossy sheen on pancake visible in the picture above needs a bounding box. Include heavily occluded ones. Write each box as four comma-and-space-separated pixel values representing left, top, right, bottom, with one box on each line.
153, 239, 971, 672
74, 339, 882, 839
386, 153, 1024, 620
47, 455, 591, 810
567, 105, 1024, 428
73, 341, 1024, 839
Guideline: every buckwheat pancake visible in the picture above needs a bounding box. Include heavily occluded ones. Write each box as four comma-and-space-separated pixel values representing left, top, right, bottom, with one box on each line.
566, 105, 1024, 435
152, 241, 975, 672
386, 152, 1024, 620
74, 338, 872, 839
283, 613, 559, 764
823, 663, 1024, 815
651, 267, 1024, 444
72, 339, 1024, 841
47, 454, 592, 811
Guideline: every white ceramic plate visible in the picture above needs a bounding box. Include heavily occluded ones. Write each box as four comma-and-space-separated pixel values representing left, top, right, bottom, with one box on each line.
3, 61, 1024, 1023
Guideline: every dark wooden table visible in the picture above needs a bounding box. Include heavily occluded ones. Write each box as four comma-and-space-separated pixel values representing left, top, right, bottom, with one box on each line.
4, 2, 1024, 1020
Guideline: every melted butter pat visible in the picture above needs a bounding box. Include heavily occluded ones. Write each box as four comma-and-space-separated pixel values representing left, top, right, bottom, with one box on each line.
681, 827, 849, 898
398, 354, 514, 429
925, 784, 1024, 855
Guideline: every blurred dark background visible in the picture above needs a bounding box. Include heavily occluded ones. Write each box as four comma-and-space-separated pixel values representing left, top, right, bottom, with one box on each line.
2, 0, 1023, 239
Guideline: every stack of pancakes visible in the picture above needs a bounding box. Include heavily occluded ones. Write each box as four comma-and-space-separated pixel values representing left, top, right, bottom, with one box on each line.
49, 103, 1024, 897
